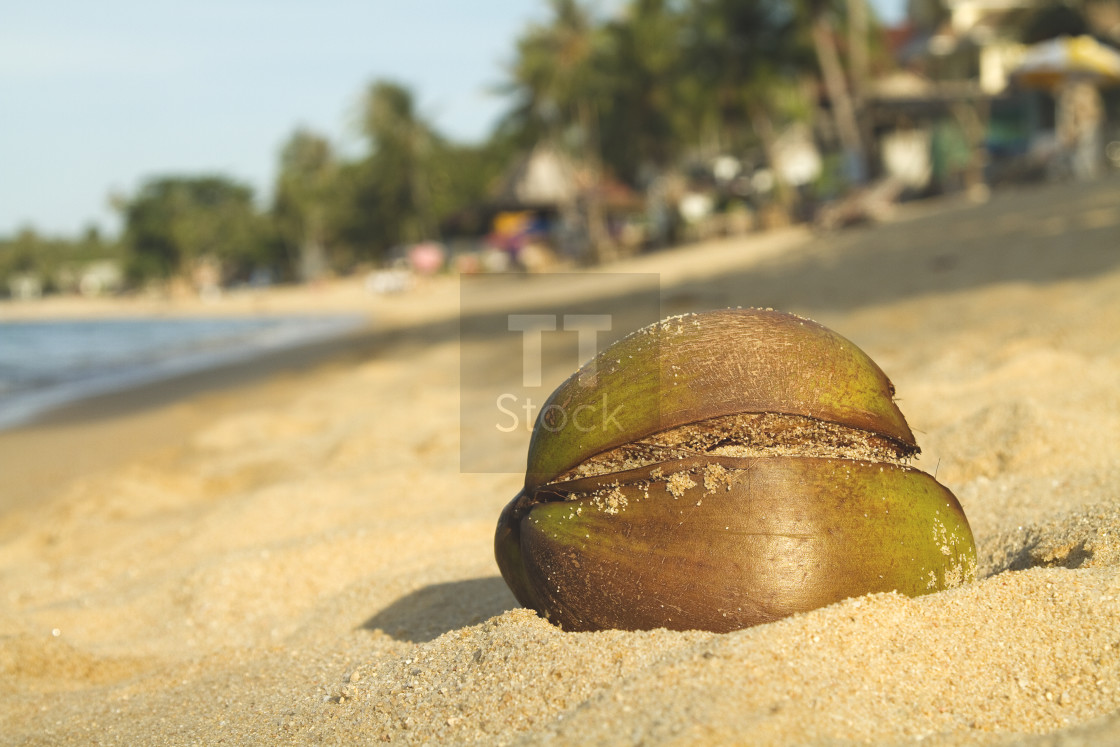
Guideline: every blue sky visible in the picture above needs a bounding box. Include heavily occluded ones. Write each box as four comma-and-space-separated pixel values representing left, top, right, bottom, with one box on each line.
1, 0, 905, 238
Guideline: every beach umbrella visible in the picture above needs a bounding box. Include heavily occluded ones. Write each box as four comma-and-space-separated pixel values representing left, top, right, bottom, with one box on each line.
1010, 35, 1120, 90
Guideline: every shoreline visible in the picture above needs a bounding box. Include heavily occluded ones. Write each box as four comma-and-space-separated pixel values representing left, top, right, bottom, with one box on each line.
0, 313, 368, 432
0, 322, 368, 520
0, 225, 814, 435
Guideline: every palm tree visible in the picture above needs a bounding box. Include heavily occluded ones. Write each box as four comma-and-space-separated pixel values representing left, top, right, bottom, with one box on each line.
597, 0, 688, 183
274, 129, 337, 281
503, 0, 616, 263
681, 0, 815, 210
359, 80, 440, 247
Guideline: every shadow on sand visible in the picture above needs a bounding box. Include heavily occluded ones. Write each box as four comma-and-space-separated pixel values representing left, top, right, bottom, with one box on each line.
360, 576, 520, 643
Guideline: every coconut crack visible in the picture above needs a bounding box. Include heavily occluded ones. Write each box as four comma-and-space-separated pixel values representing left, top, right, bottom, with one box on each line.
551, 411, 916, 485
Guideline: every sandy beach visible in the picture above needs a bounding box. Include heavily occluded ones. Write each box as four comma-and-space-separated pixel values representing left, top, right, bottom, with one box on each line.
2, 176, 1120, 744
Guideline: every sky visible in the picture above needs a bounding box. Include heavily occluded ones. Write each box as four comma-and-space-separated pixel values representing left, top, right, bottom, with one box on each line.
0, 0, 906, 238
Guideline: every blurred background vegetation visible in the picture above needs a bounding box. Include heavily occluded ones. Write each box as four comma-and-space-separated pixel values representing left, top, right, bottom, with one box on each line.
3, 0, 1117, 296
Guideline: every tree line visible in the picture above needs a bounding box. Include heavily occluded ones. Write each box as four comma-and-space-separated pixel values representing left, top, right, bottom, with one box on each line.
2, 0, 1091, 294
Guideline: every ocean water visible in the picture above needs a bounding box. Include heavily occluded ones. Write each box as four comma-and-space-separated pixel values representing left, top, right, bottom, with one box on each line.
0, 315, 365, 429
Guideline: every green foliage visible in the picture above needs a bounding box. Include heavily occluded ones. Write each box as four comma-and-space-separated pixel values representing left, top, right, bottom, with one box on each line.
596, 0, 689, 180
336, 81, 442, 263
11, 0, 912, 288
273, 130, 340, 280
121, 176, 273, 284
322, 81, 515, 269
0, 226, 124, 296
500, 0, 610, 144
496, 0, 819, 184
679, 0, 812, 150
429, 138, 517, 226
